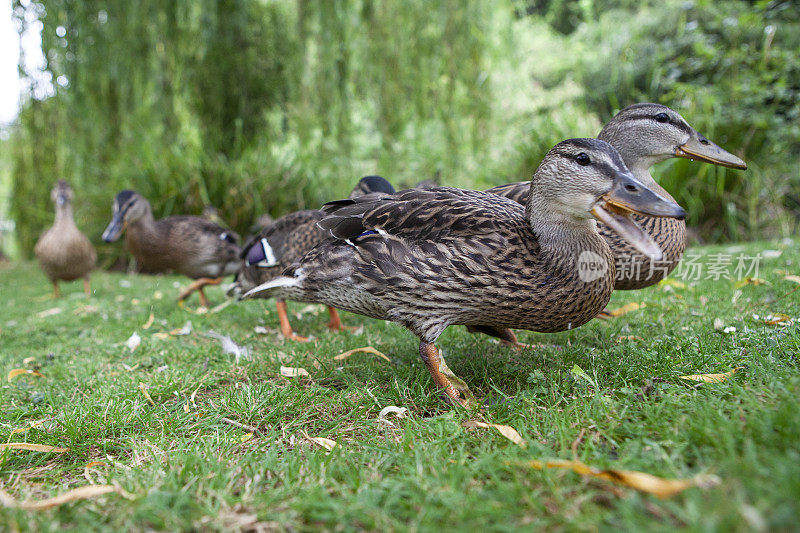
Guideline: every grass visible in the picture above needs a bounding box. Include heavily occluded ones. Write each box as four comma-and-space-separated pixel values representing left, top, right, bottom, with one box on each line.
1, 239, 799, 531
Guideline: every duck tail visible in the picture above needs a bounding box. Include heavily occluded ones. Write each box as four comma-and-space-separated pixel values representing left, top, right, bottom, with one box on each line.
242, 275, 301, 299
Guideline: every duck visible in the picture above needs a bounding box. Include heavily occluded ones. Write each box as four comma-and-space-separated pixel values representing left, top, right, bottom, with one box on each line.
243, 139, 686, 405
235, 175, 396, 341
102, 190, 240, 307
34, 180, 96, 298
487, 103, 746, 290
475, 103, 746, 344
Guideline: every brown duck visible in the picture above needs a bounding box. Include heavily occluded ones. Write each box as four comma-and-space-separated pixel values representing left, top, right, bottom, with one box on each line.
244, 139, 685, 405
102, 190, 240, 307
487, 103, 746, 290
235, 176, 396, 341
35, 180, 96, 297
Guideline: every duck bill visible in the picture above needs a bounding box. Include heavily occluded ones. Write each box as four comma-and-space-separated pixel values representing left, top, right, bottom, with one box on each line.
675, 134, 747, 170
591, 173, 687, 261
102, 214, 125, 242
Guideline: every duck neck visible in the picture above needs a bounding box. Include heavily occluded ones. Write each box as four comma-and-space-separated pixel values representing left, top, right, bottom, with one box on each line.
526, 193, 610, 264
54, 202, 75, 226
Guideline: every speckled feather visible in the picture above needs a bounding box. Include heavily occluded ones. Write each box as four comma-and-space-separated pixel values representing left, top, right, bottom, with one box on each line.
278, 186, 616, 342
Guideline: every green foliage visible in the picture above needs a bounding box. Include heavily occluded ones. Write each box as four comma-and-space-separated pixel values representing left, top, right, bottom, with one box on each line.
7, 0, 799, 258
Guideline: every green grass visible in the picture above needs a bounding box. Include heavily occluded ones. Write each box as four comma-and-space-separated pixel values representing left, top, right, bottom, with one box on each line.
1, 239, 799, 531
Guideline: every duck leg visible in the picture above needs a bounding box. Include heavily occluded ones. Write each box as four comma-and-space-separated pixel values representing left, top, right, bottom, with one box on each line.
419, 341, 469, 408
326, 307, 359, 332
52, 280, 61, 298
276, 300, 311, 342
466, 325, 529, 350
177, 277, 222, 307
83, 276, 91, 298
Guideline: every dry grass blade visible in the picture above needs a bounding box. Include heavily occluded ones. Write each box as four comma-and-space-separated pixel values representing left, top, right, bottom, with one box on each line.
519, 459, 717, 498
680, 367, 743, 383
463, 420, 526, 447
0, 443, 69, 453
333, 346, 391, 363
2, 485, 119, 510
142, 312, 155, 330
10, 418, 51, 435
7, 368, 44, 381
280, 366, 310, 377
784, 275, 800, 284
138, 382, 156, 405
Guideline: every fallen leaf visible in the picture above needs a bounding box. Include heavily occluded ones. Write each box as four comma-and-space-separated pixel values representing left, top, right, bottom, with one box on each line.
126, 331, 141, 352
463, 420, 526, 447
0, 443, 68, 453
280, 366, 309, 378
764, 313, 792, 326
240, 433, 253, 443
306, 436, 337, 451
22, 356, 36, 365
37, 307, 62, 318
378, 406, 408, 421
170, 321, 192, 336
138, 382, 155, 405
152, 332, 170, 340
680, 367, 743, 383
8, 368, 44, 381
518, 459, 717, 498
85, 461, 106, 468
0, 484, 119, 510
183, 401, 190, 413
334, 346, 391, 363
208, 299, 233, 314
142, 313, 155, 330
605, 302, 641, 318
735, 277, 767, 288
784, 275, 800, 285
616, 335, 644, 343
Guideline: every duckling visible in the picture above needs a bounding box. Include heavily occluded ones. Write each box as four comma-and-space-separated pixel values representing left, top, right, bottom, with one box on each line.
102, 191, 240, 307
487, 103, 746, 290
236, 175, 396, 342
244, 139, 685, 405
34, 181, 96, 298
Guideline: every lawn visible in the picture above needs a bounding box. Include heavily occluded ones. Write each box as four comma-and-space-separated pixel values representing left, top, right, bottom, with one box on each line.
1, 239, 799, 531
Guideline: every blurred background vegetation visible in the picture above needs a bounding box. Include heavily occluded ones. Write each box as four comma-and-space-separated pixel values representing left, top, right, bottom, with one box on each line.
1, 0, 798, 262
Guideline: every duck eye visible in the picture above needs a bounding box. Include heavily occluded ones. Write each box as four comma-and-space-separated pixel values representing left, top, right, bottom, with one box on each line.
655, 112, 669, 123
575, 153, 590, 166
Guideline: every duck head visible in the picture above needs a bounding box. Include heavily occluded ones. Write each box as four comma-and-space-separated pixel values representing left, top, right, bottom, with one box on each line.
598, 103, 747, 172
102, 190, 150, 242
51, 180, 73, 207
349, 175, 396, 199
529, 138, 686, 260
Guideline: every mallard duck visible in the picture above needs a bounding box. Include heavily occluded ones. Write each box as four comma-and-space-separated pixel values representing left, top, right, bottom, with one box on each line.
34, 181, 96, 297
102, 190, 240, 307
235, 175, 396, 341
244, 139, 685, 405
487, 103, 746, 290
